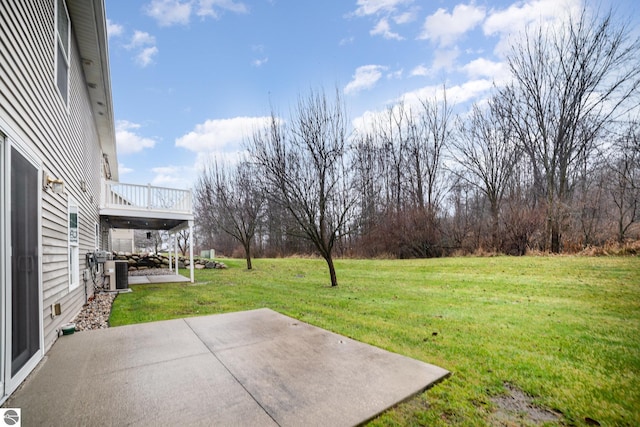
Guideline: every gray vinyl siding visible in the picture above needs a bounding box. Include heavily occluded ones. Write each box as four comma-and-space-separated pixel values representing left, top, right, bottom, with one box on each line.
1, 1, 106, 351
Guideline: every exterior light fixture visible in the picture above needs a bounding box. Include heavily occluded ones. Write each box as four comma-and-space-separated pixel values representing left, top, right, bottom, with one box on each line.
44, 173, 65, 194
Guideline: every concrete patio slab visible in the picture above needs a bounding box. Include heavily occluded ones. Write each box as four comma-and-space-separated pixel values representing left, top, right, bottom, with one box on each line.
6, 309, 449, 426
127, 274, 190, 285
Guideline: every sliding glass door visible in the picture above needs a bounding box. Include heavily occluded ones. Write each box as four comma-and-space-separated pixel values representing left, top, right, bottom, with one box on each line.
10, 146, 40, 377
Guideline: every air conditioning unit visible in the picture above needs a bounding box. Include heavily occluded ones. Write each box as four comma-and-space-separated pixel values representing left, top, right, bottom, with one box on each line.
104, 260, 116, 291
115, 261, 129, 289
103, 261, 129, 291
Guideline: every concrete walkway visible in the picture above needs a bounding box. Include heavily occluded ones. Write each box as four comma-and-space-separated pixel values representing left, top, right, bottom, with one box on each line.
127, 274, 190, 284
6, 309, 449, 426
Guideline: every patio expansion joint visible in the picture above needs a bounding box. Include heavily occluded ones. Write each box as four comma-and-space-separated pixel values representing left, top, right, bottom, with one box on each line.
182, 318, 282, 427
87, 351, 213, 377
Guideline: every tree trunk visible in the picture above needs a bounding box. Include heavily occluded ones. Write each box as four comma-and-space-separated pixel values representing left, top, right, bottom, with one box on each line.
551, 221, 561, 254
324, 255, 338, 287
490, 200, 500, 252
244, 242, 253, 270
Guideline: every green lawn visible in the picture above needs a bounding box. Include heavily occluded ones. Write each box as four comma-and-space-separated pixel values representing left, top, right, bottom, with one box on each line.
110, 256, 640, 426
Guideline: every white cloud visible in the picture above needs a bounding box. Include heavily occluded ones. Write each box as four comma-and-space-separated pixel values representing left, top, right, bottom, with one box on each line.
194, 151, 248, 172
339, 36, 355, 46
152, 166, 181, 175
410, 64, 429, 77
419, 4, 486, 46
127, 31, 156, 49
115, 120, 157, 155
461, 58, 508, 83
484, 0, 580, 36
432, 47, 460, 72
352, 0, 414, 41
125, 31, 158, 67
344, 65, 387, 95
393, 10, 416, 24
144, 0, 248, 25
483, 0, 582, 55
352, 79, 494, 135
387, 69, 403, 79
197, 0, 248, 18
106, 19, 124, 38
252, 57, 269, 67
145, 0, 192, 26
176, 116, 273, 153
119, 163, 134, 175
150, 165, 194, 189
410, 48, 460, 78
402, 79, 494, 108
370, 18, 403, 40
353, 0, 413, 17
151, 166, 180, 186
351, 109, 388, 135
136, 47, 159, 67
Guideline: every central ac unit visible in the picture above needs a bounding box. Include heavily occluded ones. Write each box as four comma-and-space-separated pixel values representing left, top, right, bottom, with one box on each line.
103, 260, 129, 291
115, 261, 129, 289
104, 260, 116, 291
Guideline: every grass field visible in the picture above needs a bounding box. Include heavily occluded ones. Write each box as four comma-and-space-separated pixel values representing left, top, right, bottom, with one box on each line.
110, 256, 640, 426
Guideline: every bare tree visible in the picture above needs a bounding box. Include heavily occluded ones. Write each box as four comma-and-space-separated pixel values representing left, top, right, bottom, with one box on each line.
572, 151, 608, 247
500, 7, 640, 252
380, 102, 410, 213
453, 96, 520, 250
176, 229, 190, 256
194, 159, 265, 269
351, 132, 382, 237
134, 229, 166, 253
418, 86, 453, 213
249, 89, 354, 286
609, 121, 640, 242
348, 88, 453, 258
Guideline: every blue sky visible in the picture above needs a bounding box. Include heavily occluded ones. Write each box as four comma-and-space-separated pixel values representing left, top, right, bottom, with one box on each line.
105, 0, 637, 189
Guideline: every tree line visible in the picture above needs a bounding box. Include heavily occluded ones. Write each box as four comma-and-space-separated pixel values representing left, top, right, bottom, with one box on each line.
194, 7, 640, 285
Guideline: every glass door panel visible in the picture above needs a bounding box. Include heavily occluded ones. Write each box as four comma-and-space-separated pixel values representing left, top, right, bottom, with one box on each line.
10, 147, 39, 376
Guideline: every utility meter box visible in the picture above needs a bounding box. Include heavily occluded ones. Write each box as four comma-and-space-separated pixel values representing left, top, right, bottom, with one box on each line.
94, 250, 111, 263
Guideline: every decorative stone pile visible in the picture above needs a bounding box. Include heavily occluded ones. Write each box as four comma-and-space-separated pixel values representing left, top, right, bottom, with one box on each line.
111, 252, 227, 271
191, 258, 228, 270
73, 292, 116, 331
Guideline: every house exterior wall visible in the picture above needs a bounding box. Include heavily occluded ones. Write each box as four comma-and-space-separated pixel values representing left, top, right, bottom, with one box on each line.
0, 0, 106, 356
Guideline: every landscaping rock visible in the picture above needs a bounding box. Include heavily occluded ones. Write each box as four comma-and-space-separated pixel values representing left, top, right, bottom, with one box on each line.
73, 292, 116, 331
110, 252, 227, 271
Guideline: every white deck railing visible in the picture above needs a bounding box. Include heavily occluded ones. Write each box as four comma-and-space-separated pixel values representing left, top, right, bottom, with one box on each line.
102, 181, 192, 214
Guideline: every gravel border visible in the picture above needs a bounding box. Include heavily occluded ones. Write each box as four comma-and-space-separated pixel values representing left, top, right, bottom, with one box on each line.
73, 269, 177, 331
73, 292, 116, 331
